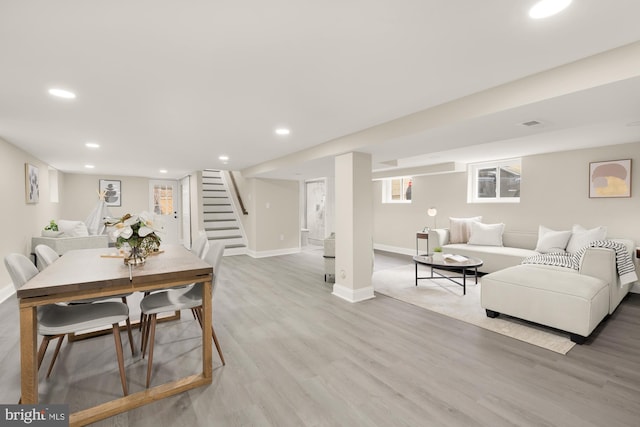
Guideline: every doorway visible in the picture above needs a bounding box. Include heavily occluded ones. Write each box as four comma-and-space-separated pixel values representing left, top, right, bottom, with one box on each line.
305, 179, 326, 245
149, 180, 180, 245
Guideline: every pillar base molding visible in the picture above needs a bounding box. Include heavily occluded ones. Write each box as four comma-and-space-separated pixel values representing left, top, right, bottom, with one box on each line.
332, 283, 375, 303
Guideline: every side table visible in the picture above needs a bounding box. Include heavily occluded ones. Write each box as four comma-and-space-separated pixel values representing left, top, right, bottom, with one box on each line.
416, 231, 429, 255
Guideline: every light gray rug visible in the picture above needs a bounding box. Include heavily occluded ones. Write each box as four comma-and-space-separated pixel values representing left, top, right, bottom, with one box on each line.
372, 264, 575, 354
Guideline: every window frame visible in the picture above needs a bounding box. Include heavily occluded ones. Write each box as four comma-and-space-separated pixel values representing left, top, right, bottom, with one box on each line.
381, 176, 413, 204
467, 159, 521, 204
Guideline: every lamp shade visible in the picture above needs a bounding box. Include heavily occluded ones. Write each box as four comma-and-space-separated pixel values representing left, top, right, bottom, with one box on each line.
427, 208, 437, 217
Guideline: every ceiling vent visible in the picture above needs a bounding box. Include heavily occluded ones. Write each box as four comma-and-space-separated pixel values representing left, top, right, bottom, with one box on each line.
521, 120, 542, 127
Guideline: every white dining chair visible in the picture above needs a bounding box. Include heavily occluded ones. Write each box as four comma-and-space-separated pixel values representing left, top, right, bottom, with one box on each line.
34, 244, 136, 356
33, 244, 60, 270
139, 241, 225, 388
138, 231, 210, 335
4, 253, 131, 395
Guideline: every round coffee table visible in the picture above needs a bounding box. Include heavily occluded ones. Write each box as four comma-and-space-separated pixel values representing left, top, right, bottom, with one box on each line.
413, 254, 483, 295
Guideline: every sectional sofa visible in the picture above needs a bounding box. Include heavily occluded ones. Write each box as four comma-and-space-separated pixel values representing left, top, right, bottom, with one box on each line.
427, 222, 637, 343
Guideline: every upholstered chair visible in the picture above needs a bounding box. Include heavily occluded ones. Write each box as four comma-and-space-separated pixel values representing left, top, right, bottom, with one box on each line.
4, 253, 131, 395
139, 241, 225, 387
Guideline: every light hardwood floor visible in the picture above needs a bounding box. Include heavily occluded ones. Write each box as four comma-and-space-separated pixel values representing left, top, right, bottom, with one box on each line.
1, 247, 639, 426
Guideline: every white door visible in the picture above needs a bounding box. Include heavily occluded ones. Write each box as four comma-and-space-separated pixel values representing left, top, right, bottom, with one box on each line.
149, 180, 180, 245
181, 176, 191, 249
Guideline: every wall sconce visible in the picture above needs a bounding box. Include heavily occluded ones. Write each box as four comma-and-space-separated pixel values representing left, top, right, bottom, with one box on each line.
427, 207, 438, 229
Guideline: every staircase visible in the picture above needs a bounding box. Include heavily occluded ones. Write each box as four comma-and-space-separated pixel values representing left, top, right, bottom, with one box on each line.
202, 169, 247, 255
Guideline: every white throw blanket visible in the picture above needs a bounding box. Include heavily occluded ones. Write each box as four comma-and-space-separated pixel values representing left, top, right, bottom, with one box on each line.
522, 240, 638, 285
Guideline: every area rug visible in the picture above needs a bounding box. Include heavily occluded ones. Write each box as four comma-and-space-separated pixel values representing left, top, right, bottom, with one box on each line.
372, 264, 575, 354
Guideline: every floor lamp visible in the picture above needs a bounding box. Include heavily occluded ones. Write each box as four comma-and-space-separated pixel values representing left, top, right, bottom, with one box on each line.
427, 207, 437, 229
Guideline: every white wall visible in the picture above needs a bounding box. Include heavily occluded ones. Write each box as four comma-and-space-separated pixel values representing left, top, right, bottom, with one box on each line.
246, 178, 300, 256
61, 173, 151, 221
0, 138, 62, 296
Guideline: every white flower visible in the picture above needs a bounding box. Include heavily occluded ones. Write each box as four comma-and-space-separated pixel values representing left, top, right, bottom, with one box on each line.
104, 212, 161, 251
123, 215, 139, 227
138, 226, 155, 237
110, 222, 133, 240
138, 211, 161, 237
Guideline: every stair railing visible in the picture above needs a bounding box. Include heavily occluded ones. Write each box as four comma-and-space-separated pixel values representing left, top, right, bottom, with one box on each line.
229, 171, 248, 215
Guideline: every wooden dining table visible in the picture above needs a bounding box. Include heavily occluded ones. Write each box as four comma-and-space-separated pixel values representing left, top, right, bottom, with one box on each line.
17, 244, 214, 426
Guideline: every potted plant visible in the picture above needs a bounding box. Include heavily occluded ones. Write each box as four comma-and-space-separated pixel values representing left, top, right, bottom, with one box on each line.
432, 246, 443, 261
41, 220, 63, 237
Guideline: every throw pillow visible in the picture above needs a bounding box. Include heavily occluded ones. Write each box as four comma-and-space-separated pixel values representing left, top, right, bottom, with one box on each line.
467, 222, 505, 246
57, 219, 90, 237
449, 216, 482, 244
534, 225, 572, 254
566, 224, 607, 254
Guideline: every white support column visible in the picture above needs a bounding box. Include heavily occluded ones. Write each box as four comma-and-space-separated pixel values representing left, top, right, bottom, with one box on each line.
332, 152, 374, 303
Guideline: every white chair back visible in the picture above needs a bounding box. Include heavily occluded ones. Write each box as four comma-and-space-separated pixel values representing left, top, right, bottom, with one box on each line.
4, 253, 39, 290
205, 241, 225, 289
191, 231, 209, 260
35, 244, 60, 269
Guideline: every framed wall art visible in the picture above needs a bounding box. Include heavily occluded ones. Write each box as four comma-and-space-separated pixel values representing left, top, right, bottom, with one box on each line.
589, 159, 631, 198
25, 163, 39, 204
100, 179, 122, 206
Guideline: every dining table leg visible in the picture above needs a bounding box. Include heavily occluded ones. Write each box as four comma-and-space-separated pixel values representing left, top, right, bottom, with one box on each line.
19, 305, 38, 403
202, 279, 213, 379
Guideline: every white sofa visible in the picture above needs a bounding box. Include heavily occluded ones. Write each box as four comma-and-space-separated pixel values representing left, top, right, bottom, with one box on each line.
428, 228, 539, 274
31, 219, 110, 266
481, 240, 635, 343
32, 235, 109, 255
428, 226, 636, 343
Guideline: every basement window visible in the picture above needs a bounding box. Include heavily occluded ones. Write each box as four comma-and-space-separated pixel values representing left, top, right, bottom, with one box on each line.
468, 159, 521, 203
382, 177, 412, 204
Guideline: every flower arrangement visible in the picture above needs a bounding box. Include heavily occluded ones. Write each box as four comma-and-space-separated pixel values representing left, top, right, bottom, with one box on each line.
105, 212, 161, 264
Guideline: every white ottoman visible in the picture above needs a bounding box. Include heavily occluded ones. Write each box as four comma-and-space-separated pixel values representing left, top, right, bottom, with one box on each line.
481, 265, 610, 344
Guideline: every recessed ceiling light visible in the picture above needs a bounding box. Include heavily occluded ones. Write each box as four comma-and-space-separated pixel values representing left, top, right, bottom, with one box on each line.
529, 0, 572, 19
85, 142, 100, 148
159, 169, 168, 174
48, 88, 76, 99
84, 164, 95, 169
219, 155, 229, 161
275, 128, 290, 136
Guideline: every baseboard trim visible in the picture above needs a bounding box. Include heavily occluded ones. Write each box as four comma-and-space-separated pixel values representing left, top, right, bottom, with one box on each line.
373, 243, 415, 257
0, 284, 15, 304
332, 283, 375, 303
247, 247, 301, 259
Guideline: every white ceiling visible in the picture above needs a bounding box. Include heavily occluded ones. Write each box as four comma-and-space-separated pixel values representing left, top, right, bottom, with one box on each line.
1, 1, 640, 181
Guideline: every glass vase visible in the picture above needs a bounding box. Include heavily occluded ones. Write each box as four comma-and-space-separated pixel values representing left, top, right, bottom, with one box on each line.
124, 244, 147, 265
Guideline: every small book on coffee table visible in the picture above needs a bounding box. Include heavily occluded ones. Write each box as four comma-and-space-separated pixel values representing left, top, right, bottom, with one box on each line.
443, 254, 467, 262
